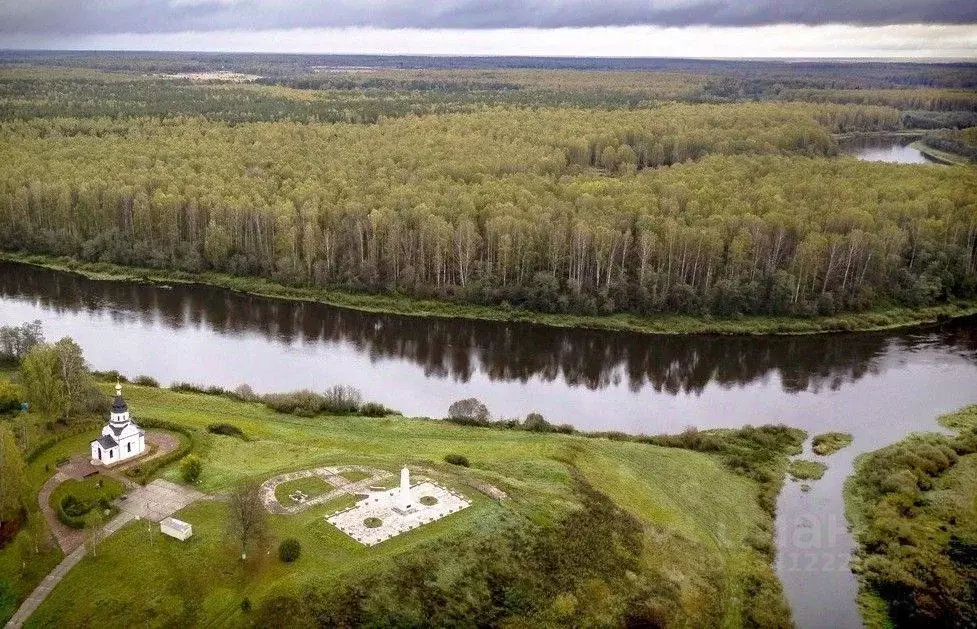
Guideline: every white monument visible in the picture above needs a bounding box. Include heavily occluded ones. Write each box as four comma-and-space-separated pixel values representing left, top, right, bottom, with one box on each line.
398, 467, 413, 512
90, 383, 146, 465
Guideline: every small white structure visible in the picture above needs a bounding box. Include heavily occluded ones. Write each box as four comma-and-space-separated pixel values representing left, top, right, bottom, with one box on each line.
160, 517, 193, 541
397, 467, 413, 512
90, 383, 146, 465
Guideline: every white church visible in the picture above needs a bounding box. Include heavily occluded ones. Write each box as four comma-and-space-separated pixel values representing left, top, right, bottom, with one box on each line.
90, 383, 146, 465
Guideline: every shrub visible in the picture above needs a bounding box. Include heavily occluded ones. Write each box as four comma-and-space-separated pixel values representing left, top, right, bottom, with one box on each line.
523, 412, 551, 432
133, 375, 159, 387
92, 370, 128, 383
359, 401, 391, 417
811, 432, 853, 456
323, 385, 362, 414
180, 455, 202, 484
363, 517, 383, 528
278, 538, 301, 563
57, 495, 88, 529
444, 454, 470, 467
240, 597, 252, 613
447, 398, 490, 425
207, 423, 245, 439
262, 385, 364, 417
126, 418, 196, 485
233, 384, 258, 402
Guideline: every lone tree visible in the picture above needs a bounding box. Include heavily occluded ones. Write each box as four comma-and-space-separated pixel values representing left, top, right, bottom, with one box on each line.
228, 480, 267, 561
447, 398, 490, 425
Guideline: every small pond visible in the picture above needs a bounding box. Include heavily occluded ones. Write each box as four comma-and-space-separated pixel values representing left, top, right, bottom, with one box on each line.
839, 135, 941, 164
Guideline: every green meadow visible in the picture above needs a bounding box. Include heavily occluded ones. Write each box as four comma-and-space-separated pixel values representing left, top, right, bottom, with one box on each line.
3, 384, 801, 627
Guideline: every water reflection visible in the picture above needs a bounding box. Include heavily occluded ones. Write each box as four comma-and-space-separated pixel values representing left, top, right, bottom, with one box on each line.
839, 135, 940, 164
4, 261, 975, 398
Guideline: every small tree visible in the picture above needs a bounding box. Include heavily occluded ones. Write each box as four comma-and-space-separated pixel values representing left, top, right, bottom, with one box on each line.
228, 480, 267, 560
447, 398, 490, 424
523, 412, 551, 432
180, 455, 203, 484
84, 508, 107, 558
278, 538, 301, 563
20, 344, 65, 419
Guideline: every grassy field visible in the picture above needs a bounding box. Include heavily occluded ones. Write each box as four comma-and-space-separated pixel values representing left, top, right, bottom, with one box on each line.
6, 252, 977, 337
12, 384, 797, 627
273, 476, 333, 506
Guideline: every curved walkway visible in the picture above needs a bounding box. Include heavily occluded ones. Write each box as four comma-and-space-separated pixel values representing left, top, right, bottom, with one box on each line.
4, 512, 135, 629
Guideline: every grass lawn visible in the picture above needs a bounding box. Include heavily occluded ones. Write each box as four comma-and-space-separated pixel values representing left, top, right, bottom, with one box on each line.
340, 470, 371, 483
273, 476, 333, 506
812, 432, 854, 456
50, 475, 126, 516
22, 384, 793, 627
788, 459, 828, 481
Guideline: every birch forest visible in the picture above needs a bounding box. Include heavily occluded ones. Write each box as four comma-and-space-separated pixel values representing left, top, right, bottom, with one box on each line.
1, 55, 976, 318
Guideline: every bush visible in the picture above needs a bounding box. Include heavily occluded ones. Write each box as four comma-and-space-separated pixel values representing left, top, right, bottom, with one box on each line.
447, 398, 490, 425
359, 401, 392, 417
132, 375, 159, 387
92, 370, 129, 383
262, 385, 364, 417
444, 454, 470, 467
180, 454, 202, 484
523, 412, 551, 432
278, 538, 301, 563
126, 418, 196, 485
207, 423, 245, 439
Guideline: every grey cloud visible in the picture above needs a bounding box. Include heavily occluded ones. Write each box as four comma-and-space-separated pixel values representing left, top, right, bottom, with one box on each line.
2, 0, 975, 35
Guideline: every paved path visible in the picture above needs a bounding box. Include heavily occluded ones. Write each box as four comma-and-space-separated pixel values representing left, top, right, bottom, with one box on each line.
8, 478, 207, 628
35, 472, 85, 554
4, 512, 135, 629
116, 480, 205, 522
260, 465, 391, 515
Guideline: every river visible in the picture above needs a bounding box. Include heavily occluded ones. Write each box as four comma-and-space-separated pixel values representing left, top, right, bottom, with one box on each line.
1, 260, 976, 628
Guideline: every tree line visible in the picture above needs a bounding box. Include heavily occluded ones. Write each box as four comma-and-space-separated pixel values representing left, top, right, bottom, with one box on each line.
0, 104, 974, 318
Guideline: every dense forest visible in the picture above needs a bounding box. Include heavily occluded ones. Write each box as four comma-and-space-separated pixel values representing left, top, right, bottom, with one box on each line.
1, 55, 976, 320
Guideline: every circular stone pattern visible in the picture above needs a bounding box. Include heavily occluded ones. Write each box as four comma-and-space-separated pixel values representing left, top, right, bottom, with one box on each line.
419, 496, 438, 506
364, 517, 383, 528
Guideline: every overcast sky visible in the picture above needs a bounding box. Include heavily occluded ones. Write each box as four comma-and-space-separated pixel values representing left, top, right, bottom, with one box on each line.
1, 1, 975, 58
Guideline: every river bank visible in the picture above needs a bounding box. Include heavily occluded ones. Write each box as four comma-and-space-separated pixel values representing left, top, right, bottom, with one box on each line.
844, 405, 977, 627
1, 382, 802, 627
4, 252, 977, 337
910, 139, 973, 166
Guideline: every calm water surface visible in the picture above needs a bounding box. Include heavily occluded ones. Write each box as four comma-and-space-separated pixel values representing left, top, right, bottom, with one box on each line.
839, 135, 940, 164
2, 261, 976, 629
